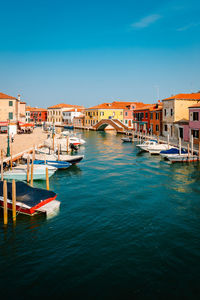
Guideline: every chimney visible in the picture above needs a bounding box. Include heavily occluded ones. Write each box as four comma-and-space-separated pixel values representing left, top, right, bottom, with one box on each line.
18, 94, 21, 101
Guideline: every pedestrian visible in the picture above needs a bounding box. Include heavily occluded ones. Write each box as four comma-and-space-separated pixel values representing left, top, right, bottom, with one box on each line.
11, 132, 14, 143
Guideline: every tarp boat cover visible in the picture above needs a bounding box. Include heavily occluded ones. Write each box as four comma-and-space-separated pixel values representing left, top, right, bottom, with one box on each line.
0, 181, 57, 215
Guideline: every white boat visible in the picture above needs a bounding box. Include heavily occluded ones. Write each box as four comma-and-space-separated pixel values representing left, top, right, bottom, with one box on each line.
1, 164, 57, 181
44, 136, 86, 150
136, 140, 158, 151
61, 130, 70, 136
23, 150, 84, 164
147, 144, 171, 154
167, 155, 198, 163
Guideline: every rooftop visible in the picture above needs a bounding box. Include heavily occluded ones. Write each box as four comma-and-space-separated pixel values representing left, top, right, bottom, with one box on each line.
26, 106, 47, 112
87, 101, 142, 110
0, 92, 16, 100
189, 103, 200, 108
48, 103, 84, 109
163, 93, 200, 101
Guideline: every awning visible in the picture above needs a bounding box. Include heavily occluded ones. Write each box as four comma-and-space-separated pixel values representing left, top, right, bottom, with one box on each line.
20, 123, 34, 127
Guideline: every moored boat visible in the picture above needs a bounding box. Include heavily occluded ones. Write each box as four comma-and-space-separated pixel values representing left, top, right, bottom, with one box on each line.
136, 140, 158, 151
0, 181, 59, 216
1, 164, 57, 181
160, 147, 188, 159
121, 137, 133, 142
167, 154, 198, 163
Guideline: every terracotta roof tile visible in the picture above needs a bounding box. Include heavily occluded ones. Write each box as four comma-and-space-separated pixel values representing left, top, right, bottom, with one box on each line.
26, 106, 47, 112
0, 92, 16, 100
48, 103, 84, 109
163, 93, 200, 101
87, 101, 143, 110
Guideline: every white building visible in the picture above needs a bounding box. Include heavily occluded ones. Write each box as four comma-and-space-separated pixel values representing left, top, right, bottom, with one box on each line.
62, 108, 84, 125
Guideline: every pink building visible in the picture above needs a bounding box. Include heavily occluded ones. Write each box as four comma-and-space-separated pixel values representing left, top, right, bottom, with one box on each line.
123, 102, 145, 128
188, 104, 200, 144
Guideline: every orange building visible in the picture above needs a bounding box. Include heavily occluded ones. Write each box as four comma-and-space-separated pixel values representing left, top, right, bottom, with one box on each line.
149, 102, 163, 135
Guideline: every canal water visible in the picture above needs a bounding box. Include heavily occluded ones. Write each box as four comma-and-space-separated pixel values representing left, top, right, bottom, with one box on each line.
1, 130, 200, 299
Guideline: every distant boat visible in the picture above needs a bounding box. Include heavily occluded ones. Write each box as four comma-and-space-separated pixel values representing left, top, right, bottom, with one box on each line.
167, 154, 198, 163
160, 147, 188, 159
121, 137, 133, 142
0, 181, 59, 216
64, 125, 74, 129
136, 140, 158, 151
147, 144, 171, 155
0, 164, 57, 181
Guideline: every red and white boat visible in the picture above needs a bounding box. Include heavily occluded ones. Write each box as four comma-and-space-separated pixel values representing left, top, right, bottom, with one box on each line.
0, 181, 60, 216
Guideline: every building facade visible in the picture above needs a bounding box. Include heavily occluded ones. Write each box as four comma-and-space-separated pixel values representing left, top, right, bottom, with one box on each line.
162, 93, 200, 139
85, 101, 137, 128
26, 107, 47, 125
73, 115, 85, 127
188, 104, 200, 144
62, 108, 84, 125
133, 104, 155, 132
123, 103, 144, 128
149, 103, 163, 135
47, 103, 84, 125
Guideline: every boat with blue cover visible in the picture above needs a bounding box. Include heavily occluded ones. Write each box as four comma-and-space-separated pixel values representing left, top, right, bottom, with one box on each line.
0, 181, 59, 216
33, 160, 71, 169
160, 147, 188, 159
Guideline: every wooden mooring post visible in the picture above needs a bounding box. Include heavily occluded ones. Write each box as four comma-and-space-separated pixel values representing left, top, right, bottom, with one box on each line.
46, 167, 49, 190
12, 179, 16, 222
27, 156, 30, 183
1, 150, 3, 181
30, 161, 34, 187
188, 144, 190, 158
3, 180, 8, 225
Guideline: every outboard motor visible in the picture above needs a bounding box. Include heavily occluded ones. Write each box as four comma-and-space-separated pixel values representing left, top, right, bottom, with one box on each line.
70, 143, 78, 151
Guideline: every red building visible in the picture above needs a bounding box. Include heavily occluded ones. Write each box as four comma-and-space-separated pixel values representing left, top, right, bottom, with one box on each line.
149, 103, 163, 135
26, 106, 47, 124
133, 104, 154, 133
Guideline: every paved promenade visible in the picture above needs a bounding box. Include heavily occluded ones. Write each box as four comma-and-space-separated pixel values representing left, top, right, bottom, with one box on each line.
0, 127, 47, 156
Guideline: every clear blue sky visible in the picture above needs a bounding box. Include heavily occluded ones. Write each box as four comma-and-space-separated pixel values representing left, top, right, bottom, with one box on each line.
0, 0, 200, 107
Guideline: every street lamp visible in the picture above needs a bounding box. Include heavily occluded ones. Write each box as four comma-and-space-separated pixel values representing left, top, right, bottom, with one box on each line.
6, 119, 10, 157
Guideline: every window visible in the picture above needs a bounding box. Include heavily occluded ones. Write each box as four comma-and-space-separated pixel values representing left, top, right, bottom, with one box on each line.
85, 120, 87, 124
93, 112, 95, 116
170, 109, 173, 116
93, 120, 95, 124
9, 101, 13, 106
193, 112, 199, 121
8, 112, 13, 119
150, 113, 153, 120
164, 125, 168, 131
164, 109, 167, 116
125, 120, 128, 124
145, 113, 148, 118
156, 113, 159, 120
192, 129, 199, 138
156, 125, 159, 131
125, 112, 128, 116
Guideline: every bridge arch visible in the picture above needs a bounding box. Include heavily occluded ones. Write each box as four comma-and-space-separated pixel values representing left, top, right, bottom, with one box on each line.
93, 119, 128, 132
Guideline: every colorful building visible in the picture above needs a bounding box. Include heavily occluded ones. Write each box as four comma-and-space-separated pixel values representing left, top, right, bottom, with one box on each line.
123, 102, 145, 128
73, 114, 85, 127
162, 93, 200, 139
62, 108, 85, 125
149, 102, 163, 135
26, 107, 47, 125
85, 101, 139, 128
47, 103, 84, 125
133, 104, 155, 132
188, 104, 200, 144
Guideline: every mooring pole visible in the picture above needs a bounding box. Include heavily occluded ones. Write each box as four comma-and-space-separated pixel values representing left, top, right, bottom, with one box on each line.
30, 161, 34, 187
1, 150, 3, 181
12, 179, 16, 222
46, 167, 49, 190
27, 156, 30, 183
3, 180, 8, 225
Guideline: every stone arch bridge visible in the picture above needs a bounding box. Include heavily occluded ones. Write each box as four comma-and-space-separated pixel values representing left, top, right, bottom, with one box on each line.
93, 119, 128, 132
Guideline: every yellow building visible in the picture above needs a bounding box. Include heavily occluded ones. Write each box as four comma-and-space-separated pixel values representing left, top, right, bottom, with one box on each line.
85, 101, 134, 127
162, 93, 200, 138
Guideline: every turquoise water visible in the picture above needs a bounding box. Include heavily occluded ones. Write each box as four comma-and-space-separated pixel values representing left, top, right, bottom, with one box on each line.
1, 130, 200, 299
